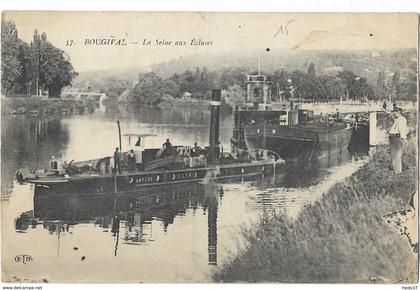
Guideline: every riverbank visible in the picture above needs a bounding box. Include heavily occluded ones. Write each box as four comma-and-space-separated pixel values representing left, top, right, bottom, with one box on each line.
156, 97, 232, 111
1, 97, 97, 116
215, 142, 417, 283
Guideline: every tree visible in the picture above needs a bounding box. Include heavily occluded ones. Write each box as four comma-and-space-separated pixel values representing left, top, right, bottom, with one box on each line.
29, 30, 41, 95
289, 70, 322, 99
272, 69, 292, 100
391, 71, 400, 100
1, 19, 22, 95
101, 76, 131, 98
398, 80, 417, 102
178, 70, 194, 93
162, 79, 180, 98
2, 23, 77, 97
15, 40, 31, 94
129, 72, 167, 104
392, 70, 400, 85
222, 84, 246, 107
201, 66, 208, 81
169, 68, 217, 100
337, 70, 373, 100
375, 71, 386, 100
397, 71, 416, 101
318, 76, 346, 100
193, 67, 201, 83
219, 67, 248, 90
273, 69, 290, 89
307, 62, 316, 77
28, 32, 77, 97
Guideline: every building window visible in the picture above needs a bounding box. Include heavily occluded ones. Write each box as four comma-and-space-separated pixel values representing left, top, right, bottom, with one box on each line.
254, 88, 260, 99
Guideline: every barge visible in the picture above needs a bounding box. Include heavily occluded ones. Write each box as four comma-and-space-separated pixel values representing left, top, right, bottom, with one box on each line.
242, 113, 353, 163
230, 73, 365, 163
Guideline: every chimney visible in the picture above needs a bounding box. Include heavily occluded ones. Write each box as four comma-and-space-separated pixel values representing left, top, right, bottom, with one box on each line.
208, 89, 221, 164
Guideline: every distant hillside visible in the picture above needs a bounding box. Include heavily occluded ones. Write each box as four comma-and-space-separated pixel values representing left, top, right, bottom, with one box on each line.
69, 49, 416, 91
70, 66, 146, 92
151, 48, 417, 85
65, 48, 416, 102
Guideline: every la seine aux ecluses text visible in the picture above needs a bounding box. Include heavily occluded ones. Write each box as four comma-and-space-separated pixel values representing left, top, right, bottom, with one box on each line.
83, 37, 212, 46
143, 38, 213, 46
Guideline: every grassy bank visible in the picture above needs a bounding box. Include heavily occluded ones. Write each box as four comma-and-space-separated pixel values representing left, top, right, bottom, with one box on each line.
1, 97, 97, 116
215, 143, 417, 283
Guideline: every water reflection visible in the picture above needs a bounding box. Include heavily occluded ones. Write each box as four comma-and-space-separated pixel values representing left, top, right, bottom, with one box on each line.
203, 184, 220, 265
104, 104, 232, 130
123, 104, 211, 126
17, 183, 222, 265
279, 148, 353, 188
1, 115, 69, 199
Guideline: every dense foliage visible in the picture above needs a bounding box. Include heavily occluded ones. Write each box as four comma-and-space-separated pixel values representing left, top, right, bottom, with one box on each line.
215, 141, 417, 282
1, 19, 77, 97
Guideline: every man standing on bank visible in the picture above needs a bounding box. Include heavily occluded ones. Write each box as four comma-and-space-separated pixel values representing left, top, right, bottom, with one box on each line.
388, 108, 408, 174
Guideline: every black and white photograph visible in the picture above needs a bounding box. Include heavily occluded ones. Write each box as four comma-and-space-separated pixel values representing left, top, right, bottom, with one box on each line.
1, 11, 418, 284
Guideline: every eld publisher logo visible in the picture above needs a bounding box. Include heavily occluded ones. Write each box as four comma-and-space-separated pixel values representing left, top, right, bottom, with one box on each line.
14, 254, 33, 264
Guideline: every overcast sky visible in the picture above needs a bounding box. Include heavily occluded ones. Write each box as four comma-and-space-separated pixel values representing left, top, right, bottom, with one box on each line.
4, 11, 418, 72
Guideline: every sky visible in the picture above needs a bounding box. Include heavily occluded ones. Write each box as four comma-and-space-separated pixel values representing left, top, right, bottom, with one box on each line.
3, 11, 418, 72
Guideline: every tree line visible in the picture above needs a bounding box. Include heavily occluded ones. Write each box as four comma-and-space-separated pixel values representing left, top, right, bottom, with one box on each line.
127, 67, 217, 104
375, 70, 416, 102
1, 19, 77, 97
125, 62, 416, 106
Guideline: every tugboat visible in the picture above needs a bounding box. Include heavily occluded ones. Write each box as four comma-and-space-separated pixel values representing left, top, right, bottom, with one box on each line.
16, 89, 283, 195
231, 73, 354, 163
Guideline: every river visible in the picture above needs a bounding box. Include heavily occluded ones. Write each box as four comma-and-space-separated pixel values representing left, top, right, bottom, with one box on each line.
1, 104, 369, 282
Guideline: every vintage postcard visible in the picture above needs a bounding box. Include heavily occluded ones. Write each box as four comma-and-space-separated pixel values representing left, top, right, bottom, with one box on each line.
1, 11, 418, 283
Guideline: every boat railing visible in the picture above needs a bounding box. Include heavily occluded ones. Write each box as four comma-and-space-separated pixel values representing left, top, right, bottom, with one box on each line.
239, 148, 283, 180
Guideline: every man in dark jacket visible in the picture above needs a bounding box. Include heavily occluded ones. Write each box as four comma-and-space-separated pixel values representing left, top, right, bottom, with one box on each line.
191, 142, 202, 157
162, 139, 173, 157
113, 147, 121, 174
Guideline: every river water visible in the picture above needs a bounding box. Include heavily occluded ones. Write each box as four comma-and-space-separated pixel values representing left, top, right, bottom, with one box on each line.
1, 105, 368, 283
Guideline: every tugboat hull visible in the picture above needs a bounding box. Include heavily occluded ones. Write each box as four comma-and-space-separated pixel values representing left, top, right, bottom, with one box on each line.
31, 161, 282, 196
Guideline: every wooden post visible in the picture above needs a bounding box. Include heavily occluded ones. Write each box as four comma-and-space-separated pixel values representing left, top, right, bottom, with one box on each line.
113, 174, 118, 194
35, 121, 39, 169
369, 111, 377, 146
28, 81, 32, 98
117, 120, 122, 152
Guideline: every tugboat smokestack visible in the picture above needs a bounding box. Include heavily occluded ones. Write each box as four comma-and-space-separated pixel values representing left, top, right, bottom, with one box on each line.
208, 89, 221, 164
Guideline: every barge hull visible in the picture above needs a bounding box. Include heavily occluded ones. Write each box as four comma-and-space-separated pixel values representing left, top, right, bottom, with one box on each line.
243, 125, 353, 163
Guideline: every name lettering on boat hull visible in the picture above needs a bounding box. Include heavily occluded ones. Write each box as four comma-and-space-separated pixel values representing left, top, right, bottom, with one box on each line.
127, 171, 201, 185
128, 174, 163, 185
